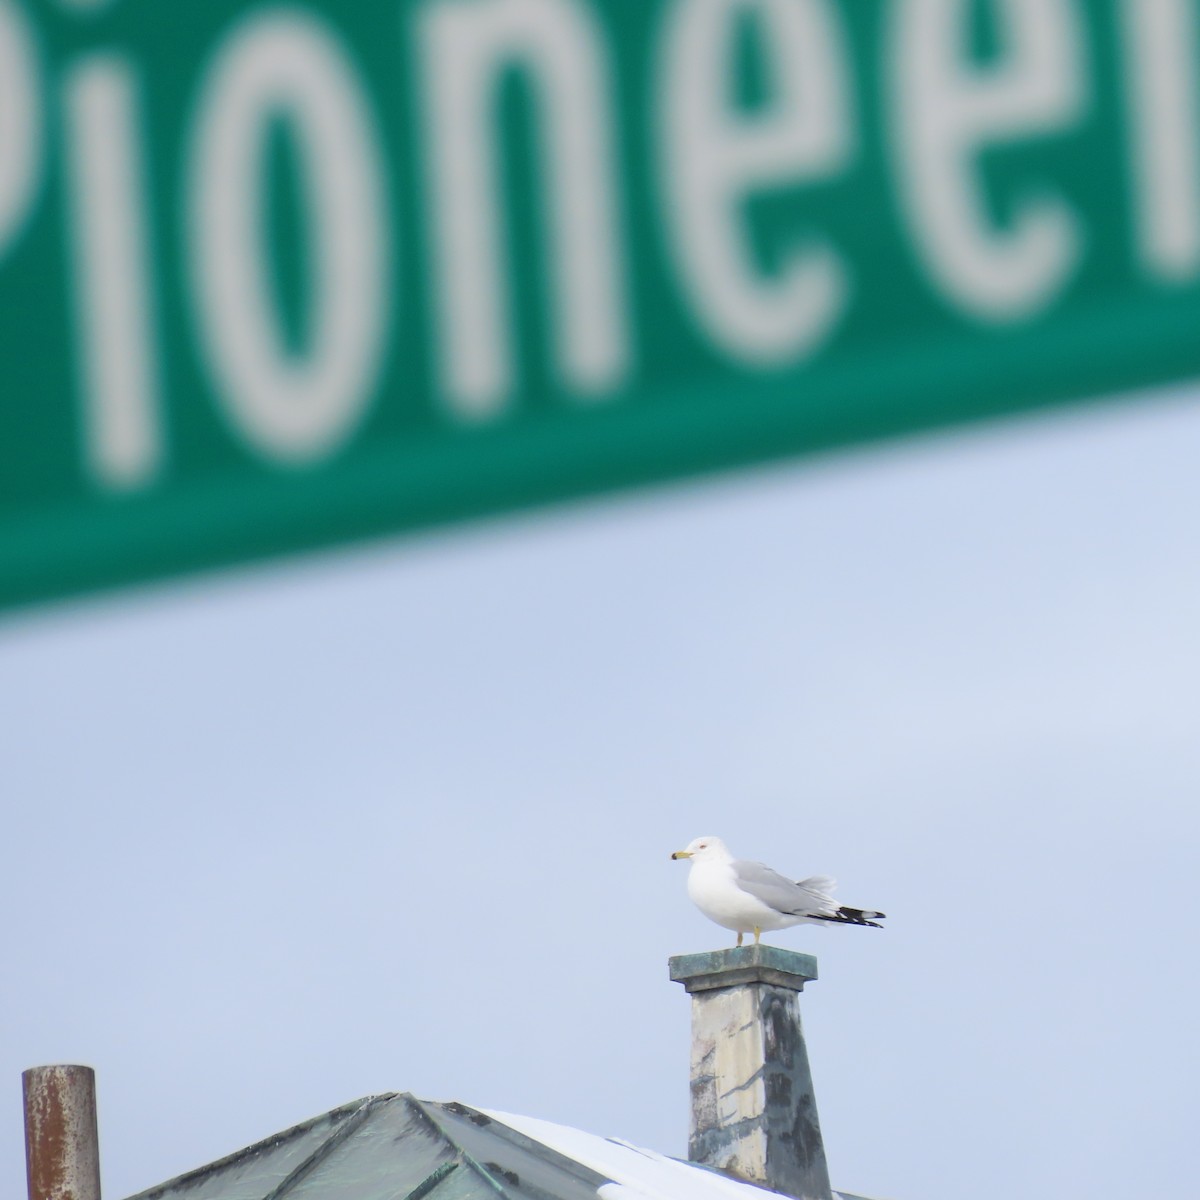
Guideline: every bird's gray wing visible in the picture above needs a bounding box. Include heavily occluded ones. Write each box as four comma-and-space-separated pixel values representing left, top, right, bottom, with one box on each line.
732, 859, 840, 917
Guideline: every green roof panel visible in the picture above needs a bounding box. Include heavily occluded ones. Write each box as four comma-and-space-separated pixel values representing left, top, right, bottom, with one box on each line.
126, 1101, 371, 1200
123, 1095, 609, 1200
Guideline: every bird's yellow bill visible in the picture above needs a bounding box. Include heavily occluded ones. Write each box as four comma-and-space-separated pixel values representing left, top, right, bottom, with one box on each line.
670, 850, 692, 859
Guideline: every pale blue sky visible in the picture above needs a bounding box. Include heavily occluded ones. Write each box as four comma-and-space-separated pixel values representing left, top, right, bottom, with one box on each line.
2, 387, 1197, 1200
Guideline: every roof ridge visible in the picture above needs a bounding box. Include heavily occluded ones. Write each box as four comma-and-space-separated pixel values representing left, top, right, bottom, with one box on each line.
121, 1094, 398, 1200
410, 1098, 614, 1197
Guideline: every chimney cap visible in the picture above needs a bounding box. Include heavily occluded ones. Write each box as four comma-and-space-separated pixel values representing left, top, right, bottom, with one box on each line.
669, 945, 818, 994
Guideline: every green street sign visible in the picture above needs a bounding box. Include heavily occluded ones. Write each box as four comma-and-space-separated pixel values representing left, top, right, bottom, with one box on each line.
3, 0, 1200, 610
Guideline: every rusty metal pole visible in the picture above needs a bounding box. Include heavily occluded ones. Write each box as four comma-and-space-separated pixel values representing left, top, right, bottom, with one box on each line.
23, 1065, 102, 1200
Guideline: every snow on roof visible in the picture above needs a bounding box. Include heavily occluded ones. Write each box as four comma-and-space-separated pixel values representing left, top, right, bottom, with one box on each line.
485, 1108, 871, 1200
122, 1093, 880, 1200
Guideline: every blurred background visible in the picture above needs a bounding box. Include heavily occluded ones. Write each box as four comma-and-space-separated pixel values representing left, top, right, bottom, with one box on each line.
2, 3, 1198, 1200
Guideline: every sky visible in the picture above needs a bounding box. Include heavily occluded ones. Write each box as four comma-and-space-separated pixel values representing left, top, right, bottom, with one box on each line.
2, 385, 1198, 1200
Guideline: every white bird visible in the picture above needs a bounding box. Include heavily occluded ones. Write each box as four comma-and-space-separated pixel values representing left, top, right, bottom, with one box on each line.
671, 835, 885, 947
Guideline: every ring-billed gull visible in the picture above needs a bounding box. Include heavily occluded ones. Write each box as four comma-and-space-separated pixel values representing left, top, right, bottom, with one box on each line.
671, 835, 885, 947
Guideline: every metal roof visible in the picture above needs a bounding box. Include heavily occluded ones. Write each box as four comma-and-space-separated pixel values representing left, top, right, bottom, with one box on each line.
122, 1093, 874, 1200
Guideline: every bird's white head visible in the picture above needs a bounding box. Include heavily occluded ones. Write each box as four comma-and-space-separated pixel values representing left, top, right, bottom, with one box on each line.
670, 836, 731, 862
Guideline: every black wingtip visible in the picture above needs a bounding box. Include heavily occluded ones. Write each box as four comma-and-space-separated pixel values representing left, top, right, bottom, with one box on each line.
812, 906, 887, 929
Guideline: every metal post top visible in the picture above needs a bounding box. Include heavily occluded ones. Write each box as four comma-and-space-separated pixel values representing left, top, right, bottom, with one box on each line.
23, 1064, 95, 1083
669, 945, 818, 993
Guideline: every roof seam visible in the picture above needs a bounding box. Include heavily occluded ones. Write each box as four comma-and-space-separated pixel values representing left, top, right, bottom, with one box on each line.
264, 1094, 389, 1200
441, 1105, 611, 1193
398, 1159, 461, 1200
453, 1155, 514, 1199
410, 1099, 623, 1200
404, 1099, 513, 1198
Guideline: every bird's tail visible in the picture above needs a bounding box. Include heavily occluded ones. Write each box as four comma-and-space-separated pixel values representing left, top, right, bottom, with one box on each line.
811, 906, 886, 929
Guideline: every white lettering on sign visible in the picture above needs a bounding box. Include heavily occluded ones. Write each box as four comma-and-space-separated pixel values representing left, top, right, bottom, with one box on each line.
10, 0, 1200, 516
418, 0, 629, 419
189, 9, 389, 464
63, 56, 163, 489
659, 0, 852, 364
1120, 0, 1200, 281
890, 0, 1086, 320
0, 0, 42, 258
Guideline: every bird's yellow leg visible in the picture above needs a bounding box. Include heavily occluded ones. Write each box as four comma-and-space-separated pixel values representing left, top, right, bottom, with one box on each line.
736, 931, 744, 948
754, 927, 762, 945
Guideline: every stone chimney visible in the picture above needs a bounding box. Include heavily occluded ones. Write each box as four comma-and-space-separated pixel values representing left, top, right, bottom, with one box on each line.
669, 946, 832, 1200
